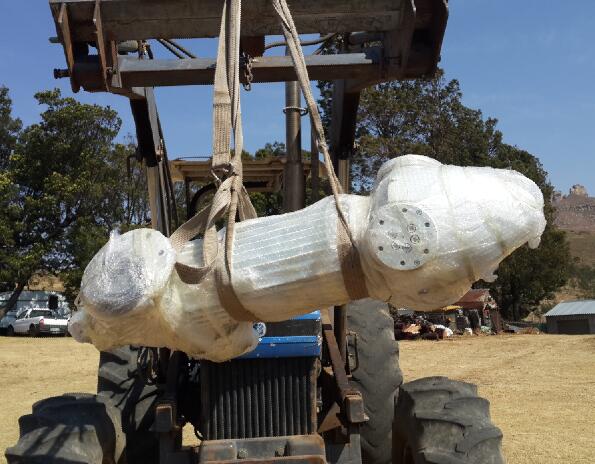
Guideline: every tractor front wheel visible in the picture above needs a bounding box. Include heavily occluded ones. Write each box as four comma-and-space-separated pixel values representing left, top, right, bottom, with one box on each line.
392, 376, 505, 464
5, 393, 124, 464
347, 299, 403, 464
97, 346, 161, 464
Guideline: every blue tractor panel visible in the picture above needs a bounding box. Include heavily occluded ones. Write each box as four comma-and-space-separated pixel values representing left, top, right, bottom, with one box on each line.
239, 310, 322, 359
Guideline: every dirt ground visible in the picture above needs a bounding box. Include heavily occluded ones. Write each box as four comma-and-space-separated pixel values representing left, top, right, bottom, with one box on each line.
1, 334, 594, 463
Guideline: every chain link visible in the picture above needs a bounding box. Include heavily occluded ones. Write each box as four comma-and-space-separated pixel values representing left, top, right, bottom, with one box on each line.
283, 106, 308, 116
241, 52, 254, 91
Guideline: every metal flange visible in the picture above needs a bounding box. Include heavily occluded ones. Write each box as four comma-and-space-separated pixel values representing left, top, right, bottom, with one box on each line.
367, 203, 436, 270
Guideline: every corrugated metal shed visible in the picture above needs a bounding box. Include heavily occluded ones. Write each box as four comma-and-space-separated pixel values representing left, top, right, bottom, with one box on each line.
545, 300, 595, 317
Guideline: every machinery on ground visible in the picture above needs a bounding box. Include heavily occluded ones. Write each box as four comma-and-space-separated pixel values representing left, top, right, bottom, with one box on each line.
6, 1, 505, 463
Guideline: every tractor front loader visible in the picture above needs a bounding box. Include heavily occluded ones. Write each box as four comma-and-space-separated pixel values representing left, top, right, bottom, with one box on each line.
6, 1, 505, 463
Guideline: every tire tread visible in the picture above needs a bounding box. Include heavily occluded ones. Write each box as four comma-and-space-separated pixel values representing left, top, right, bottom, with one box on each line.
347, 299, 403, 464
5, 394, 123, 464
393, 377, 505, 464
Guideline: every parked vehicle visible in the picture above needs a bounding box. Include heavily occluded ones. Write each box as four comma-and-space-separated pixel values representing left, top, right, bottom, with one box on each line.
0, 309, 25, 335
6, 308, 68, 337
0, 291, 71, 318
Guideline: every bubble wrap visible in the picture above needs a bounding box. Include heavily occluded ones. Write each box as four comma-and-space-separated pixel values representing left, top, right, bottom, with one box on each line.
71, 155, 546, 361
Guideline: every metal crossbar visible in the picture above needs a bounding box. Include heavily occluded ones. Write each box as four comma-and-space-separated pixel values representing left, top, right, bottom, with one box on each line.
49, 0, 447, 94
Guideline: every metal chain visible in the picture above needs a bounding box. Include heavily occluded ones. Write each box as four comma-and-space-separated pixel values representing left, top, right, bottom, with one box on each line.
241, 52, 254, 91
283, 106, 308, 116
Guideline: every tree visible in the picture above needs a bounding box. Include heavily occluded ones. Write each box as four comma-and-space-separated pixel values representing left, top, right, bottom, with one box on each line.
570, 263, 595, 298
1, 89, 149, 307
318, 71, 572, 318
351, 71, 501, 193
0, 86, 22, 171
0, 87, 23, 309
248, 143, 285, 216
488, 225, 570, 320
114, 141, 151, 229
60, 141, 151, 302
254, 141, 286, 159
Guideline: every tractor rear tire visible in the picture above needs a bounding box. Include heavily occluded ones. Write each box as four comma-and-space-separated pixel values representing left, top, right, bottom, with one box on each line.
392, 376, 505, 464
5, 393, 124, 464
347, 299, 403, 464
6, 348, 162, 464
97, 346, 161, 464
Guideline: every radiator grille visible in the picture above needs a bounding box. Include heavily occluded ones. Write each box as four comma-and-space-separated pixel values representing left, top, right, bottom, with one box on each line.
200, 357, 317, 439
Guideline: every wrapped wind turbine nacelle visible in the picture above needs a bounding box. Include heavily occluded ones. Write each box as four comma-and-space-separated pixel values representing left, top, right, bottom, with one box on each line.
71, 155, 546, 361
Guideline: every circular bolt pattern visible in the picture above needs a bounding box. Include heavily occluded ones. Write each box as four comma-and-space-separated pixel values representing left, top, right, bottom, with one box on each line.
370, 203, 436, 270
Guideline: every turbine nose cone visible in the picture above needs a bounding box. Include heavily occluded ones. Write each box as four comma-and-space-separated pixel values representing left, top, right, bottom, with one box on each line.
473, 167, 546, 252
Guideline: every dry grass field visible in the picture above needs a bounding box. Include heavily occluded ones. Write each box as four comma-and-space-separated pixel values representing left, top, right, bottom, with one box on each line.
399, 335, 595, 464
1, 334, 594, 463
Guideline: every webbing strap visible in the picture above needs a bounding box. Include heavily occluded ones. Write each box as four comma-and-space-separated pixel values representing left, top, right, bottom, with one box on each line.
170, 0, 257, 321
271, 0, 366, 296
211, 0, 234, 170
212, 0, 258, 321
215, 177, 259, 322
337, 219, 368, 300
217, 175, 259, 321
169, 177, 232, 284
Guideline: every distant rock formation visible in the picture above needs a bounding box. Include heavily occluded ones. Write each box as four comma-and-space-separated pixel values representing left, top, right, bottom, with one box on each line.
553, 185, 595, 232
569, 184, 588, 197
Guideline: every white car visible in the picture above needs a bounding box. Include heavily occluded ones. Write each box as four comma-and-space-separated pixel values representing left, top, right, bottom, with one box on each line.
0, 309, 25, 334
6, 308, 69, 337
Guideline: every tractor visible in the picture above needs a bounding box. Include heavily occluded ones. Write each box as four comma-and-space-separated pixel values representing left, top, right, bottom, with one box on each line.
6, 1, 505, 463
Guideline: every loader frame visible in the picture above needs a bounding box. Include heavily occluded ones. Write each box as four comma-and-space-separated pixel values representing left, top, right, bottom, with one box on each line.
48, 1, 448, 462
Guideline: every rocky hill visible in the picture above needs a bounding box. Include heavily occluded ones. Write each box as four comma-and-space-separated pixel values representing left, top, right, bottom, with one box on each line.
553, 185, 595, 267
553, 185, 595, 233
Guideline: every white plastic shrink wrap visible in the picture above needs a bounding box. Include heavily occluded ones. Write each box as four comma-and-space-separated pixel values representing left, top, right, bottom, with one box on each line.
71, 155, 546, 361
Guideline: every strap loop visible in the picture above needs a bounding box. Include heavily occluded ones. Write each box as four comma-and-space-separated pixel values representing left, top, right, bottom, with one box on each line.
337, 219, 368, 300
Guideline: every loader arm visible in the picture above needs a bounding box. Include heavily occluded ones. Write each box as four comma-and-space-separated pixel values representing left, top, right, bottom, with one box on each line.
45, 1, 449, 463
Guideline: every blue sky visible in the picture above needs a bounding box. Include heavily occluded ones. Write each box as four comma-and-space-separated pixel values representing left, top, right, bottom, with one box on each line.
0, 0, 593, 195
